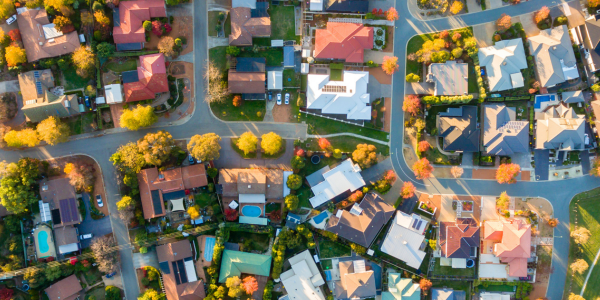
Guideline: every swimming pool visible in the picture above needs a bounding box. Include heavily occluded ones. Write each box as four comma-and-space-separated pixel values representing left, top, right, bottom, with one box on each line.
241, 205, 262, 217
33, 226, 56, 259
204, 237, 215, 262
312, 211, 328, 224
38, 231, 49, 253
534, 94, 556, 109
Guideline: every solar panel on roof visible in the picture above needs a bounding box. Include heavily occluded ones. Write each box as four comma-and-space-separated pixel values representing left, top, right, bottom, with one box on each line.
151, 190, 163, 215
159, 261, 170, 274
35, 81, 43, 94
172, 261, 181, 285
59, 198, 79, 223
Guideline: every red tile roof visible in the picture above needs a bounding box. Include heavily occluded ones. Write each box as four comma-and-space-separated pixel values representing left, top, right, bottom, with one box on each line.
439, 218, 480, 259
124, 53, 170, 102
113, 0, 166, 45
314, 22, 373, 63
229, 7, 271, 46
483, 219, 531, 277
228, 70, 265, 94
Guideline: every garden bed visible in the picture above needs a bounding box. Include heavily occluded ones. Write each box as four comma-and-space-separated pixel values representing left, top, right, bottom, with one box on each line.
418, 201, 436, 215
210, 98, 266, 121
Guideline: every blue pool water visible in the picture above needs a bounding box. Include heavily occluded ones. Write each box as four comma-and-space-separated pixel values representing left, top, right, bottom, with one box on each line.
324, 270, 332, 281
313, 211, 328, 224
534, 95, 556, 109
204, 237, 215, 262
242, 205, 262, 217
37, 231, 50, 254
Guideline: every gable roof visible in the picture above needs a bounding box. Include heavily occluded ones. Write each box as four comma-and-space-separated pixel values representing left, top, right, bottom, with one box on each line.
157, 240, 205, 300
306, 71, 372, 120
236, 57, 266, 72
478, 38, 528, 92
123, 53, 170, 102
535, 102, 586, 150
380, 212, 428, 269
335, 260, 376, 300
229, 6, 271, 46
280, 250, 326, 300
218, 168, 284, 199
483, 104, 529, 155
309, 159, 365, 208
579, 18, 600, 72
439, 218, 480, 259
426, 61, 468, 96
326, 193, 394, 247
314, 22, 373, 63
228, 70, 266, 94
218, 249, 272, 282
529, 25, 579, 87
45, 275, 82, 300
113, 0, 166, 45
54, 226, 78, 247
268, 71, 283, 90
284, 46, 295, 67
437, 106, 480, 152
562, 90, 585, 103
39, 177, 79, 227
382, 273, 421, 300
483, 219, 531, 277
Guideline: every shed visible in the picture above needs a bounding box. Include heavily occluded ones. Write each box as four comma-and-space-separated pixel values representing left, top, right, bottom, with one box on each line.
284, 46, 295, 68
271, 40, 284, 47
268, 71, 283, 90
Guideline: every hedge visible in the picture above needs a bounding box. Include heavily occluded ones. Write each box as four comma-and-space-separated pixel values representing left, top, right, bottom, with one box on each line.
113, 50, 160, 57
421, 95, 473, 105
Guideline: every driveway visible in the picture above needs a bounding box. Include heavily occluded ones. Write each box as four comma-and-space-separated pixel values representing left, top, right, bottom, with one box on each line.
472, 22, 496, 48
213, 138, 295, 169
580, 150, 591, 175
405, 82, 434, 95
518, 13, 540, 37
534, 149, 550, 181
77, 193, 113, 249
132, 247, 160, 269
367, 75, 391, 100
360, 157, 392, 184
487, 0, 503, 9
550, 1, 585, 28
0, 80, 19, 93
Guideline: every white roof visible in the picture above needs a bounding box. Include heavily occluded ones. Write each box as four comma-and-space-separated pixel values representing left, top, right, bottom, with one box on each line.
478, 262, 508, 279
271, 40, 284, 47
104, 84, 123, 104
239, 216, 269, 225
229, 200, 239, 209
239, 194, 266, 203
309, 159, 365, 208
184, 259, 198, 282
283, 171, 293, 197
42, 23, 63, 39
560, 59, 580, 80
306, 71, 372, 120
481, 293, 511, 300
302, 49, 311, 58
95, 96, 106, 104
58, 243, 79, 254
301, 63, 309, 74
78, 34, 85, 43
451, 258, 467, 268
310, 0, 323, 11
395, 211, 428, 234
232, 0, 256, 8
268, 71, 283, 90
380, 212, 427, 269
171, 198, 185, 212
280, 250, 326, 300
509, 73, 524, 88
39, 200, 51, 222
478, 38, 528, 92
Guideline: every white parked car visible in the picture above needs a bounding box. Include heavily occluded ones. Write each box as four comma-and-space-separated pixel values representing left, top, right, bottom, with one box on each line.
96, 194, 104, 207
6, 15, 16, 25
80, 233, 93, 240
285, 93, 290, 105
585, 133, 590, 145
277, 93, 282, 105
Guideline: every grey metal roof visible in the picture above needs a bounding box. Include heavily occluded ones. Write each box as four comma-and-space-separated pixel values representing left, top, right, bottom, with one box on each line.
306, 165, 331, 187
562, 90, 585, 103
437, 106, 480, 152
529, 25, 578, 87
283, 46, 295, 67
478, 38, 528, 92
483, 104, 529, 155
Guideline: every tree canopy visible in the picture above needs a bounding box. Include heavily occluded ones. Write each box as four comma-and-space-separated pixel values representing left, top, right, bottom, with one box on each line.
36, 116, 70, 145
0, 158, 41, 214
110, 142, 146, 174
236, 131, 258, 155
261, 132, 283, 155
120, 105, 158, 131
72, 46, 96, 78
188, 133, 222, 162
352, 144, 378, 169
284, 194, 299, 211
3, 129, 40, 147
137, 131, 175, 166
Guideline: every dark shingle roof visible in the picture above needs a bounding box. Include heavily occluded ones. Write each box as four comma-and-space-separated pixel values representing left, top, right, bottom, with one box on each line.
437, 106, 480, 152
236, 57, 266, 72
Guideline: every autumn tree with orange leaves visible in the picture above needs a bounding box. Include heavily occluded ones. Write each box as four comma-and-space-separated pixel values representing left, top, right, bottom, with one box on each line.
417, 141, 430, 153
534, 6, 550, 24
412, 158, 433, 180
242, 276, 258, 295
402, 95, 421, 116
318, 138, 332, 150
400, 182, 416, 199
385, 7, 399, 21
382, 56, 399, 75
496, 163, 520, 184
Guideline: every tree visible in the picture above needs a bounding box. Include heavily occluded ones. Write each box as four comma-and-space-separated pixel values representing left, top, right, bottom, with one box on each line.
291, 155, 305, 170
23, 268, 46, 289
449, 0, 463, 14
225, 208, 238, 221
318, 138, 331, 150
120, 105, 158, 131
0, 0, 14, 21
242, 276, 259, 295
205, 62, 229, 103
188, 133, 222, 161
333, 149, 342, 159
66, 163, 95, 193
591, 0, 600, 8
8, 29, 20, 41
285, 194, 299, 211
85, 85, 97, 97
534, 6, 550, 24
137, 131, 175, 166
90, 235, 118, 273
5, 45, 26, 67
97, 42, 115, 58
0, 288, 13, 300
350, 243, 366, 254
591, 157, 600, 177
571, 227, 591, 244
452, 32, 462, 42
451, 166, 464, 178
548, 218, 559, 227
36, 116, 69, 145
568, 294, 585, 300
412, 158, 433, 180
420, 279, 433, 295
451, 47, 463, 59
403, 95, 421, 116
138, 289, 162, 300
158, 36, 176, 57
286, 174, 302, 190
110, 142, 146, 174
496, 191, 510, 209
496, 13, 512, 31
382, 56, 399, 75
236, 131, 258, 155
0, 158, 40, 215
570, 259, 589, 274
116, 196, 136, 211
187, 205, 201, 219
106, 286, 121, 300
226, 276, 244, 298
385, 7, 398, 21
261, 132, 283, 155
400, 181, 416, 199
417, 141, 430, 153
406, 73, 420, 82
72, 46, 96, 78
352, 144, 378, 169
143, 20, 152, 32
496, 163, 520, 184
232, 95, 243, 107
226, 46, 240, 56
4, 129, 39, 147
53, 15, 72, 31
94, 10, 110, 25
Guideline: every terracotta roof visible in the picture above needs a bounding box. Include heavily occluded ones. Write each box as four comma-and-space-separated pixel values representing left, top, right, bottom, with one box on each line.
44, 275, 82, 300
335, 260, 376, 299
218, 168, 283, 199
314, 22, 373, 63
439, 218, 480, 259
123, 53, 170, 102
139, 165, 208, 219
157, 240, 206, 300
229, 7, 271, 46
113, 0, 166, 45
17, 9, 80, 62
483, 219, 531, 277
228, 70, 265, 94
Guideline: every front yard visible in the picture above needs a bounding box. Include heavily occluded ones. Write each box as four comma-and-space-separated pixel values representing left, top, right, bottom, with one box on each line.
302, 137, 390, 156
210, 98, 266, 121
209, 46, 229, 73
300, 113, 389, 142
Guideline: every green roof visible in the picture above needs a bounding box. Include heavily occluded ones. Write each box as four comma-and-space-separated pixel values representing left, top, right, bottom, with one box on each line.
382, 273, 420, 300
218, 249, 272, 283
22, 94, 80, 123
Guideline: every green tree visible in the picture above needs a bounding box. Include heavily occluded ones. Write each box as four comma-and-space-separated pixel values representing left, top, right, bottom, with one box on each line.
44, 0, 74, 10
120, 105, 158, 131
291, 155, 305, 170
207, 168, 218, 178
110, 142, 146, 174
286, 174, 302, 190
187, 133, 222, 162
352, 144, 378, 169
23, 268, 46, 289
96, 42, 115, 58
116, 196, 136, 211
137, 289, 163, 300
92, 1, 103, 11
36, 116, 70, 145
226, 276, 244, 298
0, 158, 40, 214
451, 47, 463, 59
333, 149, 342, 159
143, 20, 152, 31
284, 194, 298, 211
137, 131, 175, 166
350, 243, 366, 254
236, 131, 258, 155
44, 265, 62, 281
261, 132, 283, 155
85, 85, 97, 97
405, 73, 420, 82
106, 286, 121, 300
226, 46, 240, 56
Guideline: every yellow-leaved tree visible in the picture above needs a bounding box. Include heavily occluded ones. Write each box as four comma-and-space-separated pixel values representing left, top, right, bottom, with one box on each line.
0, 0, 14, 21
120, 105, 157, 131
187, 133, 222, 162
71, 46, 96, 78
36, 116, 70, 145
236, 131, 258, 155
5, 45, 27, 67
260, 132, 282, 156
43, 0, 74, 11
3, 129, 39, 147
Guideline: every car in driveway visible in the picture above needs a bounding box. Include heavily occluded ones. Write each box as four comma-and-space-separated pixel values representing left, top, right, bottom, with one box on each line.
80, 233, 93, 240
285, 93, 290, 105
188, 154, 195, 165
277, 93, 282, 105
96, 195, 103, 207
6, 15, 16, 25
84, 96, 91, 108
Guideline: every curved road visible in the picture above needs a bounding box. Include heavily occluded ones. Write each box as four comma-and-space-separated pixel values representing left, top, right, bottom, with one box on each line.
0, 0, 595, 299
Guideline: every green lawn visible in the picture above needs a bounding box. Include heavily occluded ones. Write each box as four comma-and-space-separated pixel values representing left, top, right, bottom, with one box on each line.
229, 231, 270, 252
84, 284, 106, 300
318, 238, 351, 259
321, 259, 333, 270
83, 267, 104, 285
230, 138, 258, 158
210, 98, 266, 121
253, 38, 272, 47
66, 116, 83, 135
329, 69, 343, 81
301, 75, 307, 90
209, 46, 228, 73
302, 137, 389, 156
431, 258, 475, 277
300, 113, 389, 141
424, 146, 460, 165
208, 11, 221, 37
283, 69, 300, 87
238, 48, 283, 67
270, 5, 296, 40
296, 184, 313, 209
224, 13, 231, 36
195, 193, 217, 208
63, 67, 89, 90
505, 102, 528, 120
265, 202, 281, 214
468, 64, 478, 93
105, 58, 138, 73
564, 188, 600, 300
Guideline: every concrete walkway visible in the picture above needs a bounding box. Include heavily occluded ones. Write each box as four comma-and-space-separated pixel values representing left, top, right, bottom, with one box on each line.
208, 37, 229, 49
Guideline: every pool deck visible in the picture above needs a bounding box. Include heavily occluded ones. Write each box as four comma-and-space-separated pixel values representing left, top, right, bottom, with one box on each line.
195, 235, 215, 283
33, 225, 56, 259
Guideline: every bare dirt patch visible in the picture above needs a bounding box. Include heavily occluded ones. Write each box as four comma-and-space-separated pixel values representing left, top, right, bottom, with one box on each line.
110, 103, 124, 128
383, 26, 394, 52
102, 70, 120, 86
145, 16, 193, 55
383, 97, 391, 132
272, 103, 291, 122
472, 168, 497, 180
515, 197, 554, 238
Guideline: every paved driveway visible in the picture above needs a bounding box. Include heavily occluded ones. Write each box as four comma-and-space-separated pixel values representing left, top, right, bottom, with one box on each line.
580, 150, 591, 175
213, 138, 294, 169
77, 193, 113, 249
132, 248, 159, 269
550, 1, 585, 28
360, 157, 392, 184
0, 80, 19, 93
367, 75, 391, 100
472, 22, 496, 48
534, 149, 550, 181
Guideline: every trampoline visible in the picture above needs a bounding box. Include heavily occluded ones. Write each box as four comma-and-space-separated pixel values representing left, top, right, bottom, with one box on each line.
204, 237, 216, 262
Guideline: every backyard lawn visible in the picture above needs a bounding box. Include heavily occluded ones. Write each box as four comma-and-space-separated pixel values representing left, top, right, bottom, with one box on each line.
63, 67, 89, 90
468, 64, 478, 93
84, 284, 106, 300
302, 137, 389, 155
296, 184, 313, 209
329, 69, 342, 81
209, 46, 228, 73
210, 98, 266, 121
300, 113, 389, 141
229, 231, 271, 252
283, 69, 300, 87
104, 58, 138, 73
318, 238, 351, 259
431, 258, 475, 277
270, 5, 296, 40
238, 48, 283, 66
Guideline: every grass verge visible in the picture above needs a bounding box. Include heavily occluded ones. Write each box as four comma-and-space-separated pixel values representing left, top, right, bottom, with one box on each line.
210, 98, 265, 121
301, 113, 389, 142
302, 137, 389, 156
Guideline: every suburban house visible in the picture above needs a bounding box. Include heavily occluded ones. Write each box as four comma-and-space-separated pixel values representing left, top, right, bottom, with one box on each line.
113, 0, 167, 51
535, 102, 586, 151
19, 69, 82, 123
478, 38, 528, 92
218, 249, 272, 283
325, 193, 394, 247
482, 104, 529, 155
218, 168, 283, 225
157, 240, 206, 300
480, 219, 531, 279
334, 260, 377, 300
382, 273, 421, 300
436, 106, 480, 152
40, 178, 81, 228
576, 16, 600, 73
430, 288, 466, 300
280, 250, 326, 300
228, 57, 266, 99
426, 61, 468, 96
285, 212, 301, 230
17, 9, 80, 62
306, 158, 365, 208
528, 25, 579, 88
138, 164, 208, 219
44, 274, 82, 300
439, 218, 480, 268
229, 0, 271, 46
102, 84, 124, 104
53, 226, 80, 255
380, 212, 429, 269
314, 22, 373, 63
306, 71, 371, 121
267, 70, 283, 90
562, 90, 585, 103
122, 53, 169, 102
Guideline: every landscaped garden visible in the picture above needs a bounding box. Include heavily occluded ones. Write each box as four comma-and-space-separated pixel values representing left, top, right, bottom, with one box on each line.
210, 97, 266, 122
318, 238, 351, 259
229, 231, 271, 252
209, 46, 228, 73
